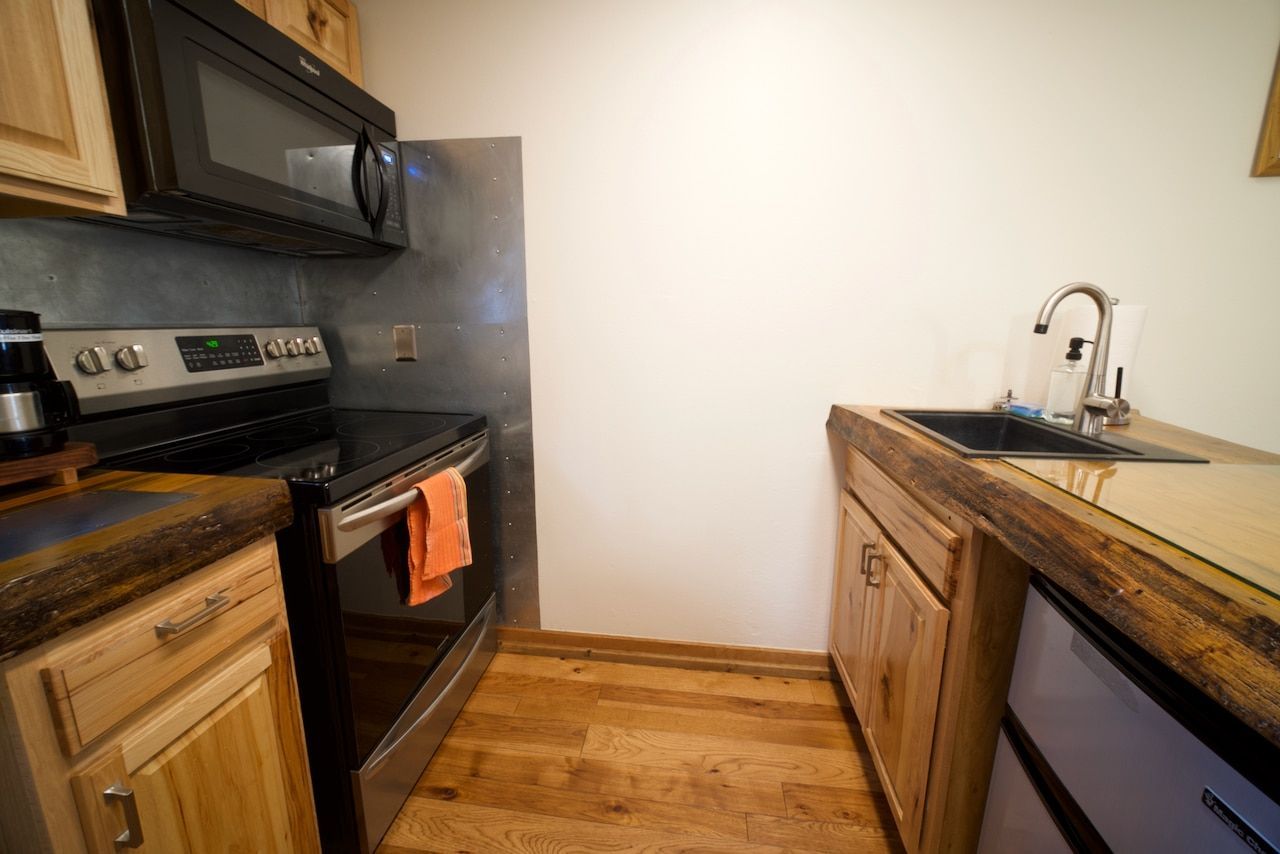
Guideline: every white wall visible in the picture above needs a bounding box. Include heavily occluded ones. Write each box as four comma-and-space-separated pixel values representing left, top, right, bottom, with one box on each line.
356, 0, 1280, 651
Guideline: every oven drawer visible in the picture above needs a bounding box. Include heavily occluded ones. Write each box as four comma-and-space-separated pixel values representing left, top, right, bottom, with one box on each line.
40, 539, 281, 756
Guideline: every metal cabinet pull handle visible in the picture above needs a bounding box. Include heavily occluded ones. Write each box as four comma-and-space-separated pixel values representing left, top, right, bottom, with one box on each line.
154, 593, 230, 637
858, 542, 874, 575
866, 552, 883, 588
103, 782, 143, 848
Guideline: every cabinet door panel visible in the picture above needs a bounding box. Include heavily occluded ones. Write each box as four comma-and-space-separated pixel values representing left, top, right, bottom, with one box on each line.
863, 540, 949, 851
830, 491, 879, 716
263, 0, 363, 84
0, 0, 124, 213
69, 637, 318, 854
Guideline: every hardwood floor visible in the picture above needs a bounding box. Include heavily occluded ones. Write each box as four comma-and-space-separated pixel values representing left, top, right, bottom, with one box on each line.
377, 652, 902, 853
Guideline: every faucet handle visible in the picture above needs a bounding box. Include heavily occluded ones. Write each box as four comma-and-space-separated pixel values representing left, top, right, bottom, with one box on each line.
1083, 394, 1131, 422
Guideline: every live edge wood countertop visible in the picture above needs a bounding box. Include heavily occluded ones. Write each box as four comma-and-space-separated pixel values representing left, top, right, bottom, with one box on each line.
0, 470, 292, 662
827, 405, 1280, 751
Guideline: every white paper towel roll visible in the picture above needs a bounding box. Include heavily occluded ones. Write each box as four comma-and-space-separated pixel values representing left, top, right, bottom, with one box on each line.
1050, 304, 1147, 398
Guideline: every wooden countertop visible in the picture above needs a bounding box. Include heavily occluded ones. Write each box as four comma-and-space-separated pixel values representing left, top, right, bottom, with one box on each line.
827, 405, 1280, 750
0, 470, 293, 661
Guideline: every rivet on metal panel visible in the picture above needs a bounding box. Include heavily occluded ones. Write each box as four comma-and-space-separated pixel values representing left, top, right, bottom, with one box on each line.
495, 248, 501, 254
455, 325, 461, 331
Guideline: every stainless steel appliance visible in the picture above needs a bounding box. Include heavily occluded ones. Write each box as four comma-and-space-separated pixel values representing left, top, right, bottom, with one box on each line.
978, 578, 1280, 853
0, 310, 78, 460
45, 326, 495, 853
87, 0, 407, 256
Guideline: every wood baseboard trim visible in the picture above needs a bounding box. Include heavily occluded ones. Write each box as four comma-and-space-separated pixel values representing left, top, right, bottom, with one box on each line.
495, 627, 837, 681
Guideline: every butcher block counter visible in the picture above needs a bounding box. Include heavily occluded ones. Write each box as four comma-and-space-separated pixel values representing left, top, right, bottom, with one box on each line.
827, 404, 1280, 753
0, 469, 293, 661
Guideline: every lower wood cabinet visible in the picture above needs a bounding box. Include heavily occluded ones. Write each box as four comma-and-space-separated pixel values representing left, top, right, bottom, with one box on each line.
0, 538, 320, 854
862, 538, 949, 846
831, 448, 1029, 854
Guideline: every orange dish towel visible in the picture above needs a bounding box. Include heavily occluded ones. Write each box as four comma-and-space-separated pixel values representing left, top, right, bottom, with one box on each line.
401, 466, 473, 606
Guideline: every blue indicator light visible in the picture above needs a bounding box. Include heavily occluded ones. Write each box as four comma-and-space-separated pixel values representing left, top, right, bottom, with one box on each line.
382, 152, 394, 164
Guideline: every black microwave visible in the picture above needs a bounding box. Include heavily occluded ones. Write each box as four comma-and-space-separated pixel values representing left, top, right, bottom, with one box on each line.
89, 0, 407, 256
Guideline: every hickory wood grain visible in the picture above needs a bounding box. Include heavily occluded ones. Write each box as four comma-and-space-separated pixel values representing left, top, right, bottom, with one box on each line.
0, 469, 292, 660
827, 405, 1280, 752
377, 652, 901, 854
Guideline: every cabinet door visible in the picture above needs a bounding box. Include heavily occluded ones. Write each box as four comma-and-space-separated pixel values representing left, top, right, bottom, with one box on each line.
0, 0, 125, 215
862, 539, 949, 852
830, 491, 880, 716
263, 0, 364, 85
70, 635, 319, 854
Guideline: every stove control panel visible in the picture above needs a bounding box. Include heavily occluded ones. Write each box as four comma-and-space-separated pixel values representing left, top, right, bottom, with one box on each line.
45, 326, 331, 416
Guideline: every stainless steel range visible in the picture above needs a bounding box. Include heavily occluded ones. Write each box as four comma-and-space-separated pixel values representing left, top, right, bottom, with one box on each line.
44, 326, 496, 853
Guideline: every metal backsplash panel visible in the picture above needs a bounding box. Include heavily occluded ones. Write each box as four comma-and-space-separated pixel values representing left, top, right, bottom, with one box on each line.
297, 138, 538, 628
0, 219, 301, 327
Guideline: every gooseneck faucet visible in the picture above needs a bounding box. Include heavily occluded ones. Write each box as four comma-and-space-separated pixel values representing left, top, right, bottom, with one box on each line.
1032, 282, 1130, 436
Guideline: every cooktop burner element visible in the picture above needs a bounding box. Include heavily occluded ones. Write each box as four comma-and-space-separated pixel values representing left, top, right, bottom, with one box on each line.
110, 407, 484, 501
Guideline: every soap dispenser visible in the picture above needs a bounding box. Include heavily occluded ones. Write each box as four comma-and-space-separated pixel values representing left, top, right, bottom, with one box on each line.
1045, 337, 1089, 425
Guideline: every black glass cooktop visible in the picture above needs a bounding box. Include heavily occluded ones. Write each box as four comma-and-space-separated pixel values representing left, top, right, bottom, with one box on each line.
110, 408, 485, 503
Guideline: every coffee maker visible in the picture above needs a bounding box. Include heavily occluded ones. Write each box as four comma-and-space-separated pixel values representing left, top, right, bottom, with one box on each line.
0, 310, 79, 460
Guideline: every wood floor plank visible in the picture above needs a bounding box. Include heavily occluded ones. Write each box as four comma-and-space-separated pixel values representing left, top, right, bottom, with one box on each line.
460, 691, 521, 715
473, 668, 604, 702
783, 781, 893, 821
487, 652, 816, 703
427, 742, 790, 817
582, 724, 879, 787
444, 710, 587, 757
810, 677, 853, 707
747, 813, 905, 852
414, 768, 750, 840
512, 694, 861, 751
382, 797, 795, 854
599, 683, 856, 726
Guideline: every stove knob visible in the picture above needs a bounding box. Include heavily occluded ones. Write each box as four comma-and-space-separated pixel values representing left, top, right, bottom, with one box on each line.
309, 335, 323, 354
264, 339, 284, 359
303, 338, 318, 355
115, 344, 148, 371
286, 337, 304, 357
75, 346, 111, 375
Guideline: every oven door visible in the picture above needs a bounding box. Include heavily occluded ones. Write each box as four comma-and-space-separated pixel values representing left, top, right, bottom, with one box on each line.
316, 431, 495, 764
138, 0, 405, 247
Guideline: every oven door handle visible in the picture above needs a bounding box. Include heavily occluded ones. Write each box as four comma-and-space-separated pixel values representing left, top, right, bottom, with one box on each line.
335, 442, 488, 533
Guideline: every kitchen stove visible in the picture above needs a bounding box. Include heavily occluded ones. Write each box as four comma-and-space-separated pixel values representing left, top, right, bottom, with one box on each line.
44, 325, 497, 854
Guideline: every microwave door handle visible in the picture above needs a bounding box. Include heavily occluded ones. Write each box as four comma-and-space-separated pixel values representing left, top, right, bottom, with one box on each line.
368, 131, 389, 237
351, 127, 371, 221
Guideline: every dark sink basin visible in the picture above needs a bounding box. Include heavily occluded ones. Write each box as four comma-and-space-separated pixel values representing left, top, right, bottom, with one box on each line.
884, 410, 1207, 462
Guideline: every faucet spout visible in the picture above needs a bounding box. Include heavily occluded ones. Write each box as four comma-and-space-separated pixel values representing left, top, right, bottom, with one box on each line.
1032, 282, 1118, 435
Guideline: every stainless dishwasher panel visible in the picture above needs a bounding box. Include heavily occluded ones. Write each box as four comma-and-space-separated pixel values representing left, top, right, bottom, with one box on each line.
977, 730, 1072, 854
1007, 587, 1280, 854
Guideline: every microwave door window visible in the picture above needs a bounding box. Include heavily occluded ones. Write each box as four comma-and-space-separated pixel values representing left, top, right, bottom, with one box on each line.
194, 60, 361, 218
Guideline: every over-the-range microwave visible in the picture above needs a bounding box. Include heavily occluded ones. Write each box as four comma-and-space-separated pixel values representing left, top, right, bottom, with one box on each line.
88, 0, 407, 256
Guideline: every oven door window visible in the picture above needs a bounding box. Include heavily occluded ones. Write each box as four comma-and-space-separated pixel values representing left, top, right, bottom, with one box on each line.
333, 536, 469, 763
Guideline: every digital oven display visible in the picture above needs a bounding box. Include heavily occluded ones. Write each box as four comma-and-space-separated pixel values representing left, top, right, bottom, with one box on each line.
175, 334, 265, 372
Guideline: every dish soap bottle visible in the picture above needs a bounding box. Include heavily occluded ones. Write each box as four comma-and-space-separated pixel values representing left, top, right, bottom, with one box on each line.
1045, 337, 1089, 425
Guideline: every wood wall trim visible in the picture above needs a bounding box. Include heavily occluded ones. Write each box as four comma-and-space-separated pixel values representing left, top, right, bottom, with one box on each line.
496, 627, 836, 682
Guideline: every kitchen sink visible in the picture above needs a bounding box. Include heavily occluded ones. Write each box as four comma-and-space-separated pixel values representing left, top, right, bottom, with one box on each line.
884, 410, 1207, 462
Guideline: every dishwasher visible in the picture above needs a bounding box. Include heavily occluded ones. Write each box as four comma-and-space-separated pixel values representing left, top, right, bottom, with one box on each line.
978, 577, 1280, 853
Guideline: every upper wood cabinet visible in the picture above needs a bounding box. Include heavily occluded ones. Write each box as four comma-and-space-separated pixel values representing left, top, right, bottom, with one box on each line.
0, 0, 125, 216
261, 0, 364, 85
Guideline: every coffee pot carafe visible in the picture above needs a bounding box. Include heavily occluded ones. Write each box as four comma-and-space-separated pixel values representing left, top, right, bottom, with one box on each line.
0, 310, 79, 460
